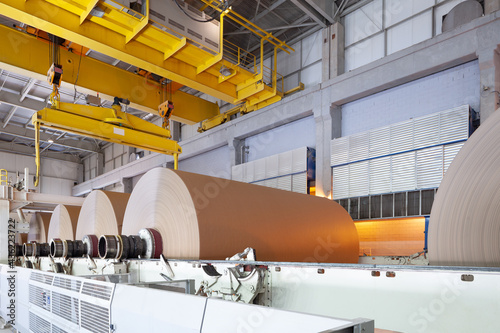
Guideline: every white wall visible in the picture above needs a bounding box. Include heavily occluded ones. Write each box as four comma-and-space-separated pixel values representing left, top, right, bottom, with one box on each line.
0, 151, 80, 195
276, 30, 323, 91
344, 0, 468, 71
178, 146, 231, 179
341, 60, 480, 136
246, 116, 316, 162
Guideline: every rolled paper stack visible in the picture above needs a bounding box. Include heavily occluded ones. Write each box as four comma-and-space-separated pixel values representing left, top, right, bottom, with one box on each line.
122, 168, 359, 263
47, 205, 81, 241
27, 212, 52, 243
429, 108, 500, 267
75, 190, 130, 240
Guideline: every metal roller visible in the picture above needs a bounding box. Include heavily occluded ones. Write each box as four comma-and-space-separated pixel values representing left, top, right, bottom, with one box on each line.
98, 235, 122, 259
82, 234, 99, 258
23, 241, 50, 257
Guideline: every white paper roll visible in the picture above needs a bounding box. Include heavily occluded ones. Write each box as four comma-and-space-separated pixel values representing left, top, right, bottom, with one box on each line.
75, 190, 130, 240
47, 205, 81, 241
27, 212, 52, 243
122, 168, 359, 263
429, 108, 500, 267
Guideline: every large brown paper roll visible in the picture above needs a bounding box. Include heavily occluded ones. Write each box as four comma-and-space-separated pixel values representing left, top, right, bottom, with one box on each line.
429, 108, 500, 267
27, 212, 52, 243
47, 205, 81, 241
122, 168, 359, 263
75, 190, 130, 240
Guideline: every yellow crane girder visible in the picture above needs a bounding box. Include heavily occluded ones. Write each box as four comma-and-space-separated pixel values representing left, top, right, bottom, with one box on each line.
32, 101, 182, 186
0, 23, 219, 124
0, 0, 292, 108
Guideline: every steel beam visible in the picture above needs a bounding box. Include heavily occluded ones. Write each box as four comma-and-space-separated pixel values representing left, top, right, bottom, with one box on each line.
0, 24, 220, 124
0, 120, 98, 153
0, 140, 81, 163
19, 78, 35, 102
304, 0, 335, 24
2, 106, 17, 128
289, 0, 327, 28
0, 0, 237, 102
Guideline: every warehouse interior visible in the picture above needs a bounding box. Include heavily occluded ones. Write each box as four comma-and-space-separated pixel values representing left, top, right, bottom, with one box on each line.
0, 0, 499, 332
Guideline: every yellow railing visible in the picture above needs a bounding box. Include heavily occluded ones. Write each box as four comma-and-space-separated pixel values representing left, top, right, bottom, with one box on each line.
263, 65, 284, 93
0, 169, 8, 186
223, 39, 257, 72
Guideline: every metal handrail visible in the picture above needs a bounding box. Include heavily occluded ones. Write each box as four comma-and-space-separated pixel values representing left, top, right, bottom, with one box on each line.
0, 169, 8, 186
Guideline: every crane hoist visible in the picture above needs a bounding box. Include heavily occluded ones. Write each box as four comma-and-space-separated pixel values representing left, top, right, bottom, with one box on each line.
32, 64, 182, 187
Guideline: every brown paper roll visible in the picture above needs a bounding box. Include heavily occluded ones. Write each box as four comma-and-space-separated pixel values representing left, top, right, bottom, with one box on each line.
429, 108, 500, 267
16, 233, 27, 245
27, 212, 52, 243
122, 168, 359, 263
47, 205, 81, 241
75, 190, 130, 240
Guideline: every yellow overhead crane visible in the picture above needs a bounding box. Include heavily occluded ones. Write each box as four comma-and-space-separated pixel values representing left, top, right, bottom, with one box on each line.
32, 95, 182, 187
0, 0, 299, 131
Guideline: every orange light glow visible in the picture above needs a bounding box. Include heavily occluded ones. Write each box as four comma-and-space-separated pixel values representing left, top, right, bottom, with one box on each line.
354, 217, 426, 257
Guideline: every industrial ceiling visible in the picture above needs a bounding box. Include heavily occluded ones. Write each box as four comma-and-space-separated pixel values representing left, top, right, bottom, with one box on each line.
0, 0, 360, 163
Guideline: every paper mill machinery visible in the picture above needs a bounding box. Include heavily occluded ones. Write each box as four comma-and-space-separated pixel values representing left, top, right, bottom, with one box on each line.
0, 1, 500, 333
2, 154, 500, 333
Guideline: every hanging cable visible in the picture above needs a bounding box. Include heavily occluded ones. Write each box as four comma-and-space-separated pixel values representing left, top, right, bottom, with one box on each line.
73, 45, 84, 102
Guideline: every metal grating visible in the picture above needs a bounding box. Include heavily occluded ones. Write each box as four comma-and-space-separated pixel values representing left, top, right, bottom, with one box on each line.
81, 282, 113, 301
29, 285, 51, 311
81, 300, 110, 333
30, 271, 54, 285
53, 276, 82, 293
29, 311, 51, 333
52, 325, 69, 333
340, 188, 438, 220
52, 291, 80, 325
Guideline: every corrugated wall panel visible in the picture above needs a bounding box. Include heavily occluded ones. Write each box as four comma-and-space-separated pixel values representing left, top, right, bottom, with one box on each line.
244, 161, 255, 183
254, 159, 266, 181
439, 105, 469, 143
390, 120, 414, 153
278, 151, 293, 176
391, 152, 416, 192
277, 175, 292, 191
369, 156, 392, 195
349, 132, 370, 162
443, 142, 464, 174
292, 147, 308, 173
348, 161, 369, 197
416, 146, 443, 189
232, 164, 243, 182
332, 166, 349, 199
331, 137, 349, 166
369, 127, 390, 158
265, 155, 279, 178
413, 113, 440, 149
292, 172, 308, 194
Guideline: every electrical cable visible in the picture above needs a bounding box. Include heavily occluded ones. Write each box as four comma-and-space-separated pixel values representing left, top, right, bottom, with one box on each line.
73, 46, 84, 103
172, 0, 225, 23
